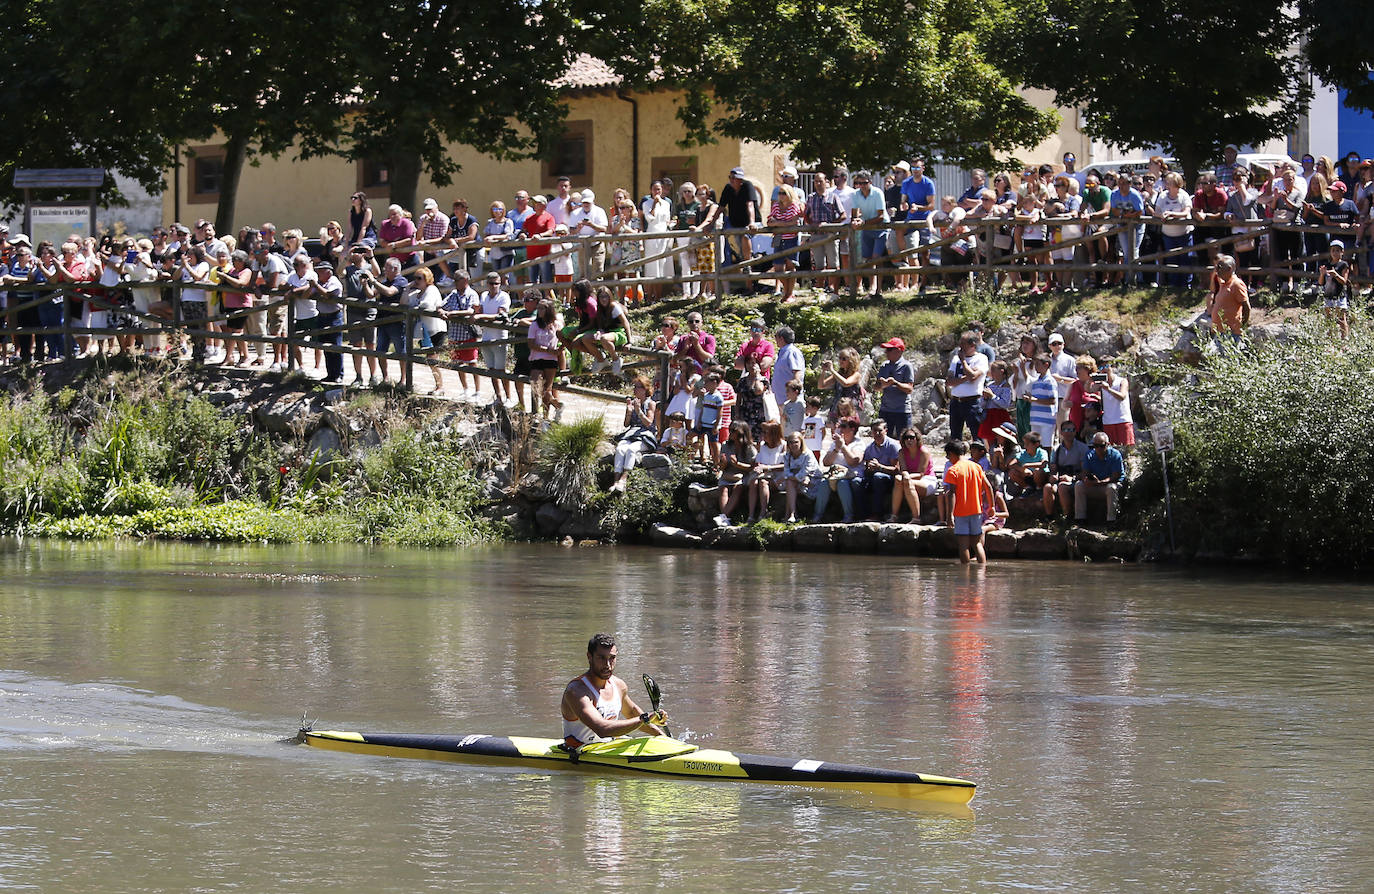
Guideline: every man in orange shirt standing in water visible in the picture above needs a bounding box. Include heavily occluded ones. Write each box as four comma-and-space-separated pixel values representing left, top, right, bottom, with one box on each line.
943, 440, 995, 565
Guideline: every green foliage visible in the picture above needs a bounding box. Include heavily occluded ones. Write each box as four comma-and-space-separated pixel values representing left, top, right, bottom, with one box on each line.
1300, 0, 1374, 114
1129, 314, 1374, 566
537, 417, 607, 509
951, 282, 1019, 336
599, 467, 693, 540
1003, 0, 1309, 182
778, 304, 848, 351
641, 0, 1058, 170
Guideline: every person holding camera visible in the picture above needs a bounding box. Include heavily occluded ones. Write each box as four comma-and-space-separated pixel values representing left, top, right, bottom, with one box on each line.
945, 331, 989, 441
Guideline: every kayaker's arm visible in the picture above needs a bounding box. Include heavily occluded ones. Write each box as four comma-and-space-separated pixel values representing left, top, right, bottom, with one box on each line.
621, 692, 667, 737
562, 685, 668, 739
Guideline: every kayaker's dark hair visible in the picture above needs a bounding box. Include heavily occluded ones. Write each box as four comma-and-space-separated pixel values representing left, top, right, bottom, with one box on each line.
588, 632, 616, 654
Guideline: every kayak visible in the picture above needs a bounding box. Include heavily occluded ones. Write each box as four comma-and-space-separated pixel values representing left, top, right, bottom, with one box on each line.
297, 729, 976, 804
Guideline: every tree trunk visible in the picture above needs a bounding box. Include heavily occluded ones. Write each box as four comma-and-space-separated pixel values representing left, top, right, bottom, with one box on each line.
386, 151, 423, 214
1176, 143, 1204, 193
215, 134, 249, 235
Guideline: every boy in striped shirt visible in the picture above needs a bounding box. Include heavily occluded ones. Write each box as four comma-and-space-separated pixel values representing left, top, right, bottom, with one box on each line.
1028, 353, 1059, 449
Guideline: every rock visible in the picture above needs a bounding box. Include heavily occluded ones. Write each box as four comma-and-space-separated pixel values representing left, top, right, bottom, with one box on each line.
984, 528, 1019, 558
255, 393, 319, 435
1121, 328, 1136, 348
922, 413, 951, 445
1136, 385, 1176, 428
201, 390, 241, 406
306, 425, 342, 462
577, 539, 600, 548
761, 526, 795, 551
841, 522, 881, 553
687, 482, 721, 514
792, 524, 839, 552
1017, 527, 1068, 559
558, 511, 604, 540
649, 524, 703, 549
1066, 527, 1140, 562
1249, 322, 1297, 346
877, 523, 921, 554
701, 526, 757, 550
909, 377, 944, 424
535, 502, 569, 535
640, 453, 671, 470
1056, 314, 1122, 358
916, 524, 958, 557
1137, 328, 1177, 364
517, 472, 549, 502
646, 464, 674, 482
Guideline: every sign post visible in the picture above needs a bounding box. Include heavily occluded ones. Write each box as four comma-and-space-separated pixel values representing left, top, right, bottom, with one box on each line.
1150, 420, 1176, 553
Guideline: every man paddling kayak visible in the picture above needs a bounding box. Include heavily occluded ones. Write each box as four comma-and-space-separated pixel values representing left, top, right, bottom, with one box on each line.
561, 633, 667, 749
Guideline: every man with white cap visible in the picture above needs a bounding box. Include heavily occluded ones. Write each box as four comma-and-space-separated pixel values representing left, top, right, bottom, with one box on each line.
415, 198, 450, 282
771, 165, 799, 204
1047, 332, 1077, 426
568, 188, 609, 278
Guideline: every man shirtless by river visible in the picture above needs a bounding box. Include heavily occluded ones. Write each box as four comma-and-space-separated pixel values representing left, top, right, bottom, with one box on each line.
561, 633, 668, 749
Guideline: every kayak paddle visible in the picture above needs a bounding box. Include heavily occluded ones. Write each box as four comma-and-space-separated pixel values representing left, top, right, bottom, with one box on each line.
642, 673, 673, 739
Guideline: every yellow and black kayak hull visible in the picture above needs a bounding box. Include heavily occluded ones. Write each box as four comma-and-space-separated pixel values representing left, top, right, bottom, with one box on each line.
300, 730, 975, 805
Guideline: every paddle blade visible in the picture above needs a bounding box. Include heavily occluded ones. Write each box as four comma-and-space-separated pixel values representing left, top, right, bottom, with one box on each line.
641, 673, 662, 710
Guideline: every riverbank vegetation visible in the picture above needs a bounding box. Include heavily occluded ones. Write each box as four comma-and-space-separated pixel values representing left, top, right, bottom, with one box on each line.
0, 365, 497, 546
1128, 313, 1374, 567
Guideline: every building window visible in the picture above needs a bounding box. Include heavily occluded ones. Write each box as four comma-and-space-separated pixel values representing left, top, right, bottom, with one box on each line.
651, 155, 699, 192
356, 159, 390, 199
187, 145, 226, 204
542, 120, 594, 189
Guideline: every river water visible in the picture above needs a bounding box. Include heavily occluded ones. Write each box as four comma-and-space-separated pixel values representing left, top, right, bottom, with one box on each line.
1, 539, 1371, 892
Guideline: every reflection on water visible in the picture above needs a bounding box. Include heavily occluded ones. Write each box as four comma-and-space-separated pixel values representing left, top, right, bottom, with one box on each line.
1, 539, 1373, 891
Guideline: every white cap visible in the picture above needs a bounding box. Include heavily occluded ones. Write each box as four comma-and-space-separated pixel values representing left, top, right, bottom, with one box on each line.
1049, 332, 1064, 344
893, 161, 911, 172
422, 197, 437, 210
781, 166, 798, 179
581, 189, 595, 203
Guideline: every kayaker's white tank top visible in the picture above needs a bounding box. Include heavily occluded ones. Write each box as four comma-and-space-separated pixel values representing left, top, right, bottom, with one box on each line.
562, 675, 622, 745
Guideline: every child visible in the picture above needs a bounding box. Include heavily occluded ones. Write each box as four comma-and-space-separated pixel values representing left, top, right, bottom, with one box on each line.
1027, 353, 1059, 449
801, 395, 828, 458
1317, 240, 1350, 340
551, 224, 575, 285
664, 372, 698, 425
1016, 192, 1051, 295
1008, 430, 1049, 494
978, 359, 1014, 444
781, 380, 806, 437
659, 411, 689, 455
692, 370, 726, 465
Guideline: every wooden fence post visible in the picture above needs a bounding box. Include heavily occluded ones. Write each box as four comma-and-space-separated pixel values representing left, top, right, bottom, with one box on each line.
401, 306, 413, 391
286, 297, 296, 372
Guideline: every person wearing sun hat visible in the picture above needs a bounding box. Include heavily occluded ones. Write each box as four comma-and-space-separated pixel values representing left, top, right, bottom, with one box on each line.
875, 336, 915, 434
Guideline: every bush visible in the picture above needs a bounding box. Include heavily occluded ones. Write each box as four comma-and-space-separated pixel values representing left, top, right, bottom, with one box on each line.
1129, 315, 1374, 566
537, 417, 606, 509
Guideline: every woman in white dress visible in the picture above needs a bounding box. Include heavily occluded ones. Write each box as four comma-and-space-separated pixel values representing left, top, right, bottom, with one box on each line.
640, 180, 673, 302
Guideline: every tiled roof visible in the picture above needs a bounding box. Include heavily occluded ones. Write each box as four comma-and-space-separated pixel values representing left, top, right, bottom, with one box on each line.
553, 54, 623, 91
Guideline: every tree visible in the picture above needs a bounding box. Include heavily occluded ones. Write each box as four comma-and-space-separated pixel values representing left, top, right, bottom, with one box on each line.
1300, 0, 1374, 114
630, 0, 1059, 172
328, 0, 600, 213
1002, 0, 1310, 186
0, 0, 198, 214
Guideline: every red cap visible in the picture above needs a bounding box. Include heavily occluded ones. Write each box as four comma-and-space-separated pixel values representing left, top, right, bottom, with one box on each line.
881, 337, 906, 350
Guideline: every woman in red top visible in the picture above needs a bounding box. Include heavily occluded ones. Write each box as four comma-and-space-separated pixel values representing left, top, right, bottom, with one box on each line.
1066, 355, 1102, 433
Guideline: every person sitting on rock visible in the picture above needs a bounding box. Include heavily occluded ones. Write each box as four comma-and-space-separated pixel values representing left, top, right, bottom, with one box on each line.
1043, 419, 1088, 517
779, 431, 822, 524
1075, 432, 1125, 525
1007, 429, 1049, 496
714, 421, 757, 527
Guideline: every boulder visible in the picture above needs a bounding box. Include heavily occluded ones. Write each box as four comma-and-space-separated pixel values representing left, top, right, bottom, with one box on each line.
687, 482, 721, 514
255, 393, 319, 435
649, 523, 704, 549
534, 502, 569, 535
1017, 527, 1069, 559
922, 413, 951, 445
984, 528, 1020, 558
877, 523, 921, 554
1249, 322, 1298, 346
1066, 527, 1140, 562
761, 526, 796, 552
306, 426, 342, 462
1056, 314, 1122, 358
640, 453, 671, 470
558, 510, 605, 540
840, 522, 881, 553
701, 526, 757, 550
1136, 385, 1176, 428
792, 524, 839, 552
916, 524, 958, 557
909, 377, 945, 427
517, 472, 550, 502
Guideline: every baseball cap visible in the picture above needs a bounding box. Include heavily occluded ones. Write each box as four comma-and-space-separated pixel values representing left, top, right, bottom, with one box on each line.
531, 195, 548, 204
581, 189, 595, 203
729, 167, 746, 179
881, 337, 906, 350
422, 197, 438, 210
1049, 332, 1064, 344
1330, 181, 1348, 193
1331, 239, 1345, 249
781, 165, 798, 179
